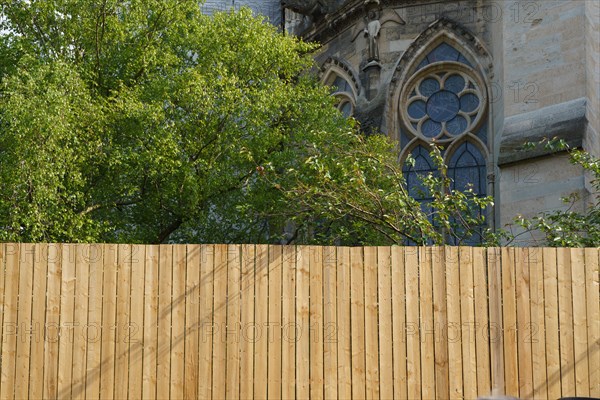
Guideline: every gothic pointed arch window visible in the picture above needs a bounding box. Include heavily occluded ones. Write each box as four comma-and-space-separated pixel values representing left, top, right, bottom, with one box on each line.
398, 37, 492, 244
321, 59, 358, 118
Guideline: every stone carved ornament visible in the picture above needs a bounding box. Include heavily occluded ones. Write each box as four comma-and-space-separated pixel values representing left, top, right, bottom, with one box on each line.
281, 0, 344, 17
351, 8, 405, 62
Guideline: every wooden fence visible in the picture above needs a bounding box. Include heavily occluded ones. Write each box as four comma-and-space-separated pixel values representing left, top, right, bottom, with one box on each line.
0, 243, 598, 399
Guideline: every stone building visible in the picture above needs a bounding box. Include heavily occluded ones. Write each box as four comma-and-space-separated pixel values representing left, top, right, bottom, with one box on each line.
212, 0, 600, 243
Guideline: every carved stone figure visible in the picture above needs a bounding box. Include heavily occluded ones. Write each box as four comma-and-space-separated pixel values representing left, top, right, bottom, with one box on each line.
364, 11, 381, 61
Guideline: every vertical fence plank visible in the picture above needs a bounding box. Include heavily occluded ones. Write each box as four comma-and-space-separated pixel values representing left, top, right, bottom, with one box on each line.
419, 247, 435, 399
585, 248, 600, 397
460, 246, 477, 399
29, 244, 49, 400
0, 243, 19, 400
323, 246, 338, 400
226, 245, 242, 400
254, 245, 269, 400
310, 246, 325, 400
15, 244, 34, 400
239, 244, 255, 400
170, 245, 187, 400
296, 246, 310, 400
44, 244, 62, 399
114, 245, 132, 400
543, 247, 561, 400
529, 247, 548, 399
57, 244, 77, 399
156, 244, 173, 400
212, 245, 229, 400
268, 245, 283, 400
571, 248, 590, 396
142, 245, 159, 400
281, 245, 297, 400
198, 245, 214, 399
350, 246, 366, 400
337, 247, 352, 399
487, 247, 505, 397
501, 247, 519, 397
128, 245, 145, 400
71, 245, 89, 400
432, 247, 449, 400
86, 244, 106, 400
473, 247, 490, 396
405, 247, 421, 399
515, 247, 533, 398
391, 247, 407, 400
446, 246, 463, 400
184, 244, 201, 400
0, 244, 5, 397
364, 247, 380, 400
377, 246, 393, 400
558, 248, 576, 395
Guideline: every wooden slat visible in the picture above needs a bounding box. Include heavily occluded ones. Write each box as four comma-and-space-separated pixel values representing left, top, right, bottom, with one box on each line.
142, 245, 159, 400
571, 248, 590, 396
446, 246, 463, 399
212, 244, 229, 400
585, 248, 600, 397
487, 247, 504, 396
0, 244, 5, 397
350, 246, 366, 400
420, 247, 435, 399
14, 244, 34, 400
432, 246, 449, 400
28, 244, 49, 400
170, 245, 187, 400
459, 246, 477, 399
226, 245, 242, 400
377, 246, 393, 400
473, 247, 490, 396
129, 245, 145, 400
310, 246, 325, 400
114, 244, 132, 400
156, 244, 173, 400
57, 244, 77, 399
364, 247, 379, 400
323, 246, 338, 400
267, 245, 283, 400
281, 245, 297, 400
391, 247, 408, 400
239, 244, 255, 400
543, 247, 561, 400
558, 248, 576, 395
529, 247, 548, 399
336, 247, 352, 399
515, 247, 533, 398
198, 245, 214, 399
296, 246, 310, 400
405, 247, 421, 399
71, 245, 89, 400
85, 245, 104, 400
184, 244, 201, 400
254, 245, 269, 400
0, 244, 19, 400
502, 247, 519, 397
44, 244, 63, 399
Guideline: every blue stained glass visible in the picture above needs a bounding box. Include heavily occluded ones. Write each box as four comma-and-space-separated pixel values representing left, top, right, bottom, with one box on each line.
428, 43, 459, 63
419, 78, 440, 96
408, 100, 426, 119
446, 115, 468, 135
426, 90, 460, 123
340, 101, 352, 117
403, 146, 436, 200
445, 74, 466, 93
331, 76, 351, 93
448, 142, 486, 194
476, 121, 488, 144
422, 119, 442, 138
460, 93, 480, 113
457, 54, 473, 67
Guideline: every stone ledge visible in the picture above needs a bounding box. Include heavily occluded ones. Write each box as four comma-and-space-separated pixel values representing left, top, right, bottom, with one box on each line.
498, 97, 587, 165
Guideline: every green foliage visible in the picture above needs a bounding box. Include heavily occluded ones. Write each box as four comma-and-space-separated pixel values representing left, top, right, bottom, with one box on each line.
0, 1, 492, 245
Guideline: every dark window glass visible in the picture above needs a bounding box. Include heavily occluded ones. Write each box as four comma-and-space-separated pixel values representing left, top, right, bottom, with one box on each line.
331, 75, 352, 93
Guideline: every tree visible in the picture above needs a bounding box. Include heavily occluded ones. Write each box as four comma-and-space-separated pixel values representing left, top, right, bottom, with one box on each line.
0, 1, 492, 245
